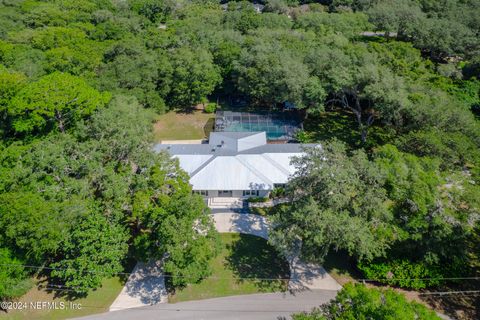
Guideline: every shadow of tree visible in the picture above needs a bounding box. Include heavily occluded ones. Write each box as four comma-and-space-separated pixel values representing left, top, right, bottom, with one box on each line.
224, 234, 289, 292
203, 117, 215, 137
303, 110, 395, 149
228, 213, 269, 239
122, 261, 166, 305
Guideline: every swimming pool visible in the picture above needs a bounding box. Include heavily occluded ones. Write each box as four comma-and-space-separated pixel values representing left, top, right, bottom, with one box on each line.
215, 111, 301, 141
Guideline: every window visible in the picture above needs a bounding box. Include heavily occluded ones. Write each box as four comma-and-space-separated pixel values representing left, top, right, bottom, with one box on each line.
218, 190, 232, 197
194, 190, 209, 196
243, 190, 259, 196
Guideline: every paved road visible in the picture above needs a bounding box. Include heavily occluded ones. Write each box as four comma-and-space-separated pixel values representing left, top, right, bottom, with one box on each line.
77, 290, 338, 320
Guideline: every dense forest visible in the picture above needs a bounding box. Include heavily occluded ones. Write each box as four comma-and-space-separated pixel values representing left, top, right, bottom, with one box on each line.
0, 0, 479, 315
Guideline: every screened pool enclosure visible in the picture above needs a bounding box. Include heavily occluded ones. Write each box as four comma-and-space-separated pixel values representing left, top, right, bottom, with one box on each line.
214, 111, 301, 141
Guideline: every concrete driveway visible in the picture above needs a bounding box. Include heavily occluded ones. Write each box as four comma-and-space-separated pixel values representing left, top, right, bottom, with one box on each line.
109, 260, 167, 311
77, 289, 338, 320
212, 212, 269, 239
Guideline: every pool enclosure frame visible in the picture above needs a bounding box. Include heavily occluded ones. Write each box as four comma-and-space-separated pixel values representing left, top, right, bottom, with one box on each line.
214, 111, 301, 141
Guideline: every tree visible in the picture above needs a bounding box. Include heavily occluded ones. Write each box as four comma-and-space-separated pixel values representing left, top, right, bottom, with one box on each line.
0, 248, 32, 301
0, 95, 174, 294
0, 67, 26, 134
235, 41, 325, 111
264, 0, 289, 15
50, 211, 128, 294
0, 41, 47, 78
44, 39, 107, 76
270, 140, 393, 263
223, 1, 262, 33
132, 158, 219, 287
294, 12, 372, 39
308, 45, 410, 142
130, 0, 175, 23
99, 42, 172, 113
292, 283, 441, 320
167, 47, 221, 108
0, 192, 67, 265
366, 0, 424, 38
366, 0, 480, 60
396, 130, 480, 170
7, 72, 111, 134
374, 145, 473, 262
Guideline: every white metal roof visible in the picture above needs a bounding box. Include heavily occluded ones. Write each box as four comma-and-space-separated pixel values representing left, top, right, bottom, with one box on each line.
181, 152, 301, 191
175, 154, 213, 175
157, 131, 315, 191
190, 156, 272, 190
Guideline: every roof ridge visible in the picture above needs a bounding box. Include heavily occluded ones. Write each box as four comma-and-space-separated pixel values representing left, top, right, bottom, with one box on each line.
261, 153, 292, 177
190, 155, 217, 177
235, 156, 273, 187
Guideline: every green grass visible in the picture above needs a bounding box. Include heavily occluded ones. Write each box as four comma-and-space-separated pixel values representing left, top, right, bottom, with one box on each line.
0, 277, 125, 320
169, 233, 289, 303
153, 110, 214, 141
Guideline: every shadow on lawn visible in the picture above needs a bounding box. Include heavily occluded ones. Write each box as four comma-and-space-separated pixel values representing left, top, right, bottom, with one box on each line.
203, 117, 215, 138
303, 110, 395, 150
224, 234, 290, 292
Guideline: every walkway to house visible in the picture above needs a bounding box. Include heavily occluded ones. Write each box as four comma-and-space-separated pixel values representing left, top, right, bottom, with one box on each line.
211, 211, 342, 291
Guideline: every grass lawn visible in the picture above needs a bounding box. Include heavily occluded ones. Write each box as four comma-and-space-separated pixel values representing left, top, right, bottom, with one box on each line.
169, 233, 289, 303
153, 110, 214, 141
0, 277, 124, 320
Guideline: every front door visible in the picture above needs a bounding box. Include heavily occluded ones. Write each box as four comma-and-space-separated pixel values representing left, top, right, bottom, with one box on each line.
218, 190, 233, 197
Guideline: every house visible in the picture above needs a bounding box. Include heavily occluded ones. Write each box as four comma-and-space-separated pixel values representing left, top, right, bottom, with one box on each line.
154, 131, 317, 198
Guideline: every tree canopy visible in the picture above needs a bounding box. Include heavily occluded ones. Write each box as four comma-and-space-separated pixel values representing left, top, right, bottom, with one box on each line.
0, 1, 478, 313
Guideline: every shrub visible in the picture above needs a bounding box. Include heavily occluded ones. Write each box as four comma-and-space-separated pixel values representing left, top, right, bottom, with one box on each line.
204, 102, 217, 113
292, 283, 441, 320
294, 129, 313, 143
250, 207, 268, 216
246, 196, 269, 203
270, 187, 285, 198
358, 259, 442, 290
